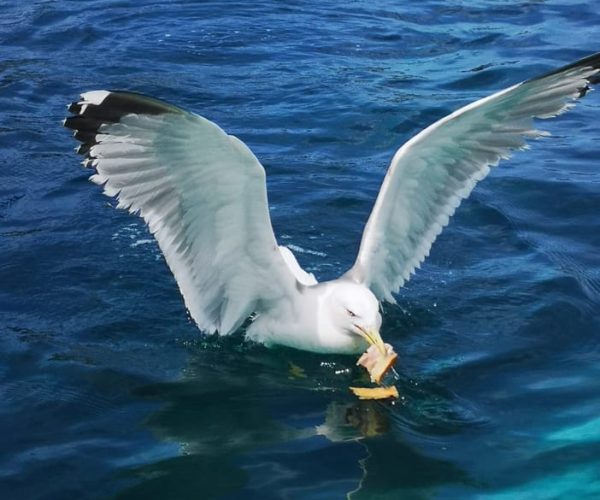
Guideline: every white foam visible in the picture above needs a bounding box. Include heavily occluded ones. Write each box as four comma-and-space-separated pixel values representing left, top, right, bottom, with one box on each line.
286, 244, 327, 257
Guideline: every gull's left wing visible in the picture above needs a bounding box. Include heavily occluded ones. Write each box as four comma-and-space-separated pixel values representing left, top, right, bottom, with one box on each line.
345, 53, 600, 302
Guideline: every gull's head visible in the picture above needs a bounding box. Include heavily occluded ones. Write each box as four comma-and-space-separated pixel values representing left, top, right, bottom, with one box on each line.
328, 281, 384, 353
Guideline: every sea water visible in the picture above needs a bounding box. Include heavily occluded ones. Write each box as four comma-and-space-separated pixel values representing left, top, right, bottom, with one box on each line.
1, 1, 599, 498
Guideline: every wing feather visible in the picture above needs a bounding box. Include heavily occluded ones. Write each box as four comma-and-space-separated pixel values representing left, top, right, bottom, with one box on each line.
346, 53, 600, 302
66, 91, 300, 334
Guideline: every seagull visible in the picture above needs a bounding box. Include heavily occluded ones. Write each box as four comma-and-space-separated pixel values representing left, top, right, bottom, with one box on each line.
64, 52, 600, 354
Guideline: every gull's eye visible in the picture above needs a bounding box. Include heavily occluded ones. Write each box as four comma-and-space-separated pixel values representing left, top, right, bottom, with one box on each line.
346, 309, 357, 318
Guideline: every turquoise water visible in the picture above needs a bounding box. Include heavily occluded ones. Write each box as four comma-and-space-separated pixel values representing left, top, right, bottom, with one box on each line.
1, 1, 599, 498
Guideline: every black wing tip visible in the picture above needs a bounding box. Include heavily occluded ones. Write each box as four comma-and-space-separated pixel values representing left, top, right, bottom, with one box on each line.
67, 102, 82, 114
528, 51, 600, 85
64, 90, 182, 160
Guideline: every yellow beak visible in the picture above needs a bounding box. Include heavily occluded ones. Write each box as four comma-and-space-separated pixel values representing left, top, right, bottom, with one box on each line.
356, 325, 386, 355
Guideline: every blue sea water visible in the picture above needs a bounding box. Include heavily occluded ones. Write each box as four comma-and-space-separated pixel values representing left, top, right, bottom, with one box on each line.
1, 1, 599, 498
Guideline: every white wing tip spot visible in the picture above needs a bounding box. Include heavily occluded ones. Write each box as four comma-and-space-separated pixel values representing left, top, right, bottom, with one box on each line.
80, 90, 110, 105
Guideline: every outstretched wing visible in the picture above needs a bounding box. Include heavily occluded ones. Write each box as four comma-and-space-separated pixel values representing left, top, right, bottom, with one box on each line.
345, 53, 600, 302
65, 90, 300, 334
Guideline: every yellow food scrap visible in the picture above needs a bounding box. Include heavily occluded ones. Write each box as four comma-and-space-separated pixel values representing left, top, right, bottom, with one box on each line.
288, 362, 307, 379
349, 386, 399, 400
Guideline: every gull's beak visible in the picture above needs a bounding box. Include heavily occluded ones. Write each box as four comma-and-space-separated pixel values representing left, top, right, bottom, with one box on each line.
355, 325, 386, 355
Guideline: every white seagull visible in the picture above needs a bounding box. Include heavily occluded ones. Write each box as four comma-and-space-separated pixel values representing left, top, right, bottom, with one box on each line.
65, 53, 599, 354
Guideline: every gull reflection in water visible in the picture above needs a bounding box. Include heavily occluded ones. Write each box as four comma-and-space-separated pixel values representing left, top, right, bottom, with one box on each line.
317, 400, 391, 442
117, 342, 468, 499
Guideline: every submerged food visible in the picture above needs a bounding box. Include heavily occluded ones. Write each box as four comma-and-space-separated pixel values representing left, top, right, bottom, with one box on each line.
349, 386, 399, 400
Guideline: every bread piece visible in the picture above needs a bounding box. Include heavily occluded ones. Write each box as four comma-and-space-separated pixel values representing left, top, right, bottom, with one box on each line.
356, 344, 398, 384
349, 386, 399, 400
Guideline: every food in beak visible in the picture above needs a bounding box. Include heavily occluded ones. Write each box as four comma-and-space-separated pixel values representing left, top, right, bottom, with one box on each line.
349, 385, 399, 400
356, 343, 398, 384
350, 343, 399, 401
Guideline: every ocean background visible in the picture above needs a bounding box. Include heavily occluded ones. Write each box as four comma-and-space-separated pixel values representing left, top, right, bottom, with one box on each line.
1, 1, 599, 498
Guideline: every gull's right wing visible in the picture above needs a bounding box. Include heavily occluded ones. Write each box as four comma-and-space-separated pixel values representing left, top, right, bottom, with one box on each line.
65, 91, 301, 335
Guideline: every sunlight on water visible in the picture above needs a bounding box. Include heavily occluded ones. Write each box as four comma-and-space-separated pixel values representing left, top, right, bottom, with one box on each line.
546, 416, 600, 444
481, 466, 600, 500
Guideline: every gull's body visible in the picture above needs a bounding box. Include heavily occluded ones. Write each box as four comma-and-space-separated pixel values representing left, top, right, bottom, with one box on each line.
247, 279, 381, 354
65, 53, 600, 354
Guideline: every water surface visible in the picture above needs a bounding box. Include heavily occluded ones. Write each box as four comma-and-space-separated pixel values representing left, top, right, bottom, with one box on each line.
1, 1, 599, 498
